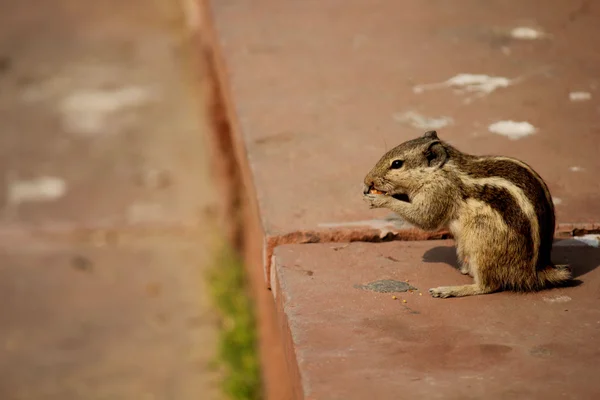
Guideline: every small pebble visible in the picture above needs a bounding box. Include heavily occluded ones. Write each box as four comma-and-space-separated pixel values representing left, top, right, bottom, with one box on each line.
419, 293, 422, 296
402, 300, 407, 303
392, 296, 397, 300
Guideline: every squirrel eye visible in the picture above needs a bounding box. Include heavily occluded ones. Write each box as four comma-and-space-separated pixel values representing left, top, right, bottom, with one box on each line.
390, 160, 404, 169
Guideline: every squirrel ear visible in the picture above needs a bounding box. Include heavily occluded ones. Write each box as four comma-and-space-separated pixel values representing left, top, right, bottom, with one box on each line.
422, 130, 439, 140
424, 141, 448, 168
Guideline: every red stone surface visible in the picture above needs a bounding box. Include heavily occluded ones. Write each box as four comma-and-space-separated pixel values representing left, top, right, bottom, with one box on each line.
206, 0, 600, 238
202, 0, 600, 398
273, 240, 600, 399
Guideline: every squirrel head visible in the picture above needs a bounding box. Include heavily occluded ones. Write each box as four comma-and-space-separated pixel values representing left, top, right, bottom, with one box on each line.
363, 130, 450, 200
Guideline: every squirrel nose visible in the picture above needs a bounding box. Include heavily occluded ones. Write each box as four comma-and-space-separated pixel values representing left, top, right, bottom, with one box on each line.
363, 183, 372, 195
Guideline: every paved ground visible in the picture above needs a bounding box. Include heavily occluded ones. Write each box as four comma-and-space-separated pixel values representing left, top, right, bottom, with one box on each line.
273, 240, 600, 400
0, 1, 220, 399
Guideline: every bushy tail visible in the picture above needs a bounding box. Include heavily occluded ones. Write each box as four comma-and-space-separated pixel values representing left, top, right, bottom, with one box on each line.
538, 264, 572, 287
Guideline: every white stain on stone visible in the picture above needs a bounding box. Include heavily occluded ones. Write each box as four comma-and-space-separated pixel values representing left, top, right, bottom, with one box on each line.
552, 197, 562, 206
569, 166, 584, 172
319, 215, 413, 239
8, 176, 67, 204
488, 120, 536, 140
510, 27, 545, 40
414, 74, 512, 96
60, 86, 154, 136
543, 295, 572, 304
573, 235, 600, 248
555, 235, 600, 248
569, 91, 592, 102
393, 111, 454, 130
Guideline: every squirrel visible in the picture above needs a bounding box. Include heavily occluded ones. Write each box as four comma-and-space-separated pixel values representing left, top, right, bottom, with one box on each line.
363, 130, 572, 298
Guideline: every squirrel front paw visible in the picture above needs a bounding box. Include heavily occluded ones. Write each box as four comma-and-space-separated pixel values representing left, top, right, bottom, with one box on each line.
363, 194, 392, 209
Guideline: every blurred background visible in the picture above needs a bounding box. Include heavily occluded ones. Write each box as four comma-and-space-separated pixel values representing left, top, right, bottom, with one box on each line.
0, 1, 259, 399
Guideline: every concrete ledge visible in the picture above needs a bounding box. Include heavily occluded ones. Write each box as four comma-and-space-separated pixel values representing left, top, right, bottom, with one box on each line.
273, 240, 600, 399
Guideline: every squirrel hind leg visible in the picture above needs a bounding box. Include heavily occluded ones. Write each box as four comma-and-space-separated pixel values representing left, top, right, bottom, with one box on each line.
430, 265, 499, 298
458, 255, 472, 276
455, 245, 473, 276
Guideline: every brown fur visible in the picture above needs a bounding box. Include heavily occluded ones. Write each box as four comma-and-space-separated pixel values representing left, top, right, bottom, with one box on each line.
363, 130, 572, 298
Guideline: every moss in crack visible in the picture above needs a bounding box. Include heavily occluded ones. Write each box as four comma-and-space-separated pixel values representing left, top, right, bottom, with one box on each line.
208, 243, 262, 400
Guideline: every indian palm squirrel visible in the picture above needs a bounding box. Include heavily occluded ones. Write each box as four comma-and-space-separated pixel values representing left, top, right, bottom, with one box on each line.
363, 130, 571, 298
